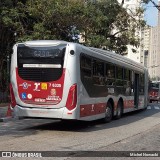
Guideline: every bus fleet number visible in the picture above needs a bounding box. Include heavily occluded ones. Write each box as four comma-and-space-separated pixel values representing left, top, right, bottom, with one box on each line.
52, 83, 61, 88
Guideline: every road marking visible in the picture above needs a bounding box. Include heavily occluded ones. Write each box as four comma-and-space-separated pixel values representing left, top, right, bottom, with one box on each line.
147, 106, 151, 109
154, 106, 160, 110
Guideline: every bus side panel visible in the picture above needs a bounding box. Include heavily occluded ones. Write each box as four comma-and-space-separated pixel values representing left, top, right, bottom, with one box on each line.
76, 48, 107, 121
61, 44, 80, 120
10, 44, 19, 107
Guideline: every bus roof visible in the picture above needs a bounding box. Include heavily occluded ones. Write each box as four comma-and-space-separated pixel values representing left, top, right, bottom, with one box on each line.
88, 47, 146, 71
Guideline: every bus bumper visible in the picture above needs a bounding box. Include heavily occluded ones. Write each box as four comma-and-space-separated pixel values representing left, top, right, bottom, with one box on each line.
149, 96, 159, 102
14, 105, 66, 119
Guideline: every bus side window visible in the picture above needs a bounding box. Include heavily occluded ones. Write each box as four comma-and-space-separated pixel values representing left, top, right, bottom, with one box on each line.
105, 63, 115, 86
116, 66, 123, 86
80, 54, 92, 78
131, 71, 134, 95
124, 69, 131, 96
93, 59, 104, 85
139, 74, 144, 95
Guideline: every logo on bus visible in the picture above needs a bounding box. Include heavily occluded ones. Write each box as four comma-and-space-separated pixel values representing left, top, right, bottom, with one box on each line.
19, 82, 31, 89
33, 83, 40, 91
50, 89, 56, 96
27, 94, 32, 99
41, 83, 47, 90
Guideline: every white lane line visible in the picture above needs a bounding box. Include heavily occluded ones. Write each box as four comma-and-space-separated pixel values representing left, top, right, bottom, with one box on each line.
147, 106, 151, 109
154, 106, 160, 110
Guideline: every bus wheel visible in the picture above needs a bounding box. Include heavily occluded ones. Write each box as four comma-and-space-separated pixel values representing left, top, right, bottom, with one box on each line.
115, 101, 123, 119
101, 102, 113, 123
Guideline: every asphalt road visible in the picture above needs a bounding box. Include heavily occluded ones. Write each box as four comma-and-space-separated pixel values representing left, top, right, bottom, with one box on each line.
0, 103, 160, 160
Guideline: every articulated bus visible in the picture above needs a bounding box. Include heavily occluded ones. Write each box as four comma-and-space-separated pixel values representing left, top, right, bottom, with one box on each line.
10, 40, 148, 122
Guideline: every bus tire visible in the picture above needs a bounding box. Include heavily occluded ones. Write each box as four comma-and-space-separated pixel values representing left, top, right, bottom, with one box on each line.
101, 102, 113, 123
115, 101, 123, 119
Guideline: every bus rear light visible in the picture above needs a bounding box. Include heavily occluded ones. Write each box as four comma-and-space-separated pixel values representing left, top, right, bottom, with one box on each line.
10, 84, 16, 108
66, 84, 77, 111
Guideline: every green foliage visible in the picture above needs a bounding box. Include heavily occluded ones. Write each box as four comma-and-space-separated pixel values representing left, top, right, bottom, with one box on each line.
1, 0, 147, 52
0, 0, 149, 92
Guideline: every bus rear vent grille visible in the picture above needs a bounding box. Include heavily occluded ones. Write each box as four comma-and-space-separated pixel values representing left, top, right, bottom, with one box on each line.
18, 68, 62, 82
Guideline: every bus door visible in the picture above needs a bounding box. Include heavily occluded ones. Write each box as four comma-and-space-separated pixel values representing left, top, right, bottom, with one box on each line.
134, 73, 139, 108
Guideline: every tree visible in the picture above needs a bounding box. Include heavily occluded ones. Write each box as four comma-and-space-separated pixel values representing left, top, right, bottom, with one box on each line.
1, 0, 148, 52
0, 0, 16, 93
0, 0, 149, 94
0, 0, 26, 93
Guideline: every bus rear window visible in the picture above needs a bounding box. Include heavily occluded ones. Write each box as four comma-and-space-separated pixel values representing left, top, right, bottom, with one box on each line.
17, 44, 66, 82
150, 83, 159, 89
149, 82, 159, 93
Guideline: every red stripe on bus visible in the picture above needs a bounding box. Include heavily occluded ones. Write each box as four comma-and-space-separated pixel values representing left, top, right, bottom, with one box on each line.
124, 100, 134, 108
80, 99, 144, 117
80, 103, 106, 117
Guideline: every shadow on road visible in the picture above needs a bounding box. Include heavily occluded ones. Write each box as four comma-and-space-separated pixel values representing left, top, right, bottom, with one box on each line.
1, 105, 160, 137
24, 106, 160, 132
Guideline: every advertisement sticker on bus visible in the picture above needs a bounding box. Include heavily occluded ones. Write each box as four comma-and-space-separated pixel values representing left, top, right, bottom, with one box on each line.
19, 82, 31, 89
27, 94, 32, 99
50, 89, 56, 96
21, 93, 27, 99
33, 83, 40, 91
41, 83, 47, 90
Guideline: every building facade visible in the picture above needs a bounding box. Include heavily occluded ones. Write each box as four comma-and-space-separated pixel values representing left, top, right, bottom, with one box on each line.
117, 0, 144, 63
80, 0, 146, 65
148, 0, 160, 81
142, 25, 151, 67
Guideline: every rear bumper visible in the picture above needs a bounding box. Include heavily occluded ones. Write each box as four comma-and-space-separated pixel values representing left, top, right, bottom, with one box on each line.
14, 105, 65, 119
149, 97, 159, 101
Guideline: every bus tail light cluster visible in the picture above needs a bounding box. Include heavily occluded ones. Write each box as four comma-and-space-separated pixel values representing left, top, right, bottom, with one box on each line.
66, 84, 77, 110
150, 91, 158, 97
10, 83, 16, 107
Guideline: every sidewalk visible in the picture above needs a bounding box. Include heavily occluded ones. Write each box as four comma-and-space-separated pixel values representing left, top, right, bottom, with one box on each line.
0, 103, 11, 122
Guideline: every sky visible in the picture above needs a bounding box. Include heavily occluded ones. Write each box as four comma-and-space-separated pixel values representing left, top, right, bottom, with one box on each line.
144, 0, 158, 26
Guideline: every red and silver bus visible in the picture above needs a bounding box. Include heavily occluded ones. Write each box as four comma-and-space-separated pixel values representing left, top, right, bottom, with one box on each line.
148, 81, 160, 103
10, 40, 148, 122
